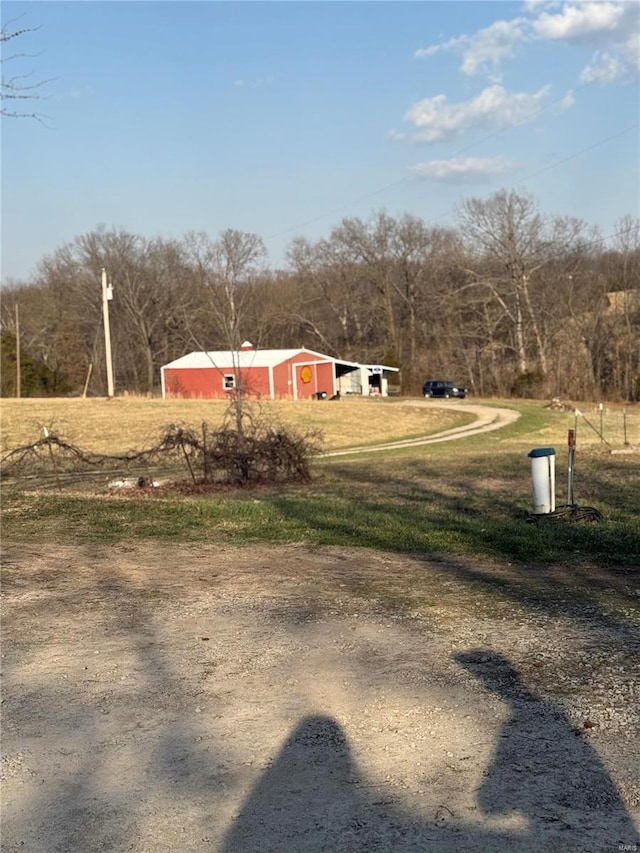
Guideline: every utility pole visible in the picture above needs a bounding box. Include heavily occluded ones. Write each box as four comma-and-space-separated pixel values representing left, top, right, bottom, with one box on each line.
15, 303, 21, 398
101, 268, 115, 397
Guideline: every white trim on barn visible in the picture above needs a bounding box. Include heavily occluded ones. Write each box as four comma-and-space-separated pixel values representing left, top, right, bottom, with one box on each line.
268, 364, 275, 398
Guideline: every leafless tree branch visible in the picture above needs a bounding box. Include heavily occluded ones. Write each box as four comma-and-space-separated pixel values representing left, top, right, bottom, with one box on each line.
1, 18, 52, 122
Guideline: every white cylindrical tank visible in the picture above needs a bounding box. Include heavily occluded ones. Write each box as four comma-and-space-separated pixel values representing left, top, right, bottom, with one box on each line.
527, 447, 556, 514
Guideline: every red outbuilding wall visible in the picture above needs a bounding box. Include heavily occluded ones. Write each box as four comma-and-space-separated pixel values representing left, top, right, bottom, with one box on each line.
163, 365, 271, 399
163, 351, 338, 400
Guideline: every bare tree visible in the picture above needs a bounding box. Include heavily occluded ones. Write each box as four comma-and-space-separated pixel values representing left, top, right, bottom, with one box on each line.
458, 190, 553, 388
213, 229, 266, 351
288, 213, 479, 393
527, 217, 603, 398
387, 218, 462, 392
598, 217, 640, 399
182, 229, 267, 429
3, 196, 638, 401
329, 213, 400, 366
286, 235, 377, 358
78, 231, 194, 392
183, 229, 266, 349
1, 18, 51, 121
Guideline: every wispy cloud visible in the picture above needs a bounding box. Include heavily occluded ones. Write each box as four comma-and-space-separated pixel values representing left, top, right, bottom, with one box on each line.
233, 75, 274, 89
557, 89, 575, 111
580, 48, 630, 84
53, 86, 92, 102
521, 1, 561, 13
410, 156, 518, 183
415, 18, 527, 80
401, 84, 571, 144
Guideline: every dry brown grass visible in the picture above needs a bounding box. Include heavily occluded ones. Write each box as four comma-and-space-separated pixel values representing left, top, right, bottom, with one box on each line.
0, 396, 473, 455
521, 400, 640, 450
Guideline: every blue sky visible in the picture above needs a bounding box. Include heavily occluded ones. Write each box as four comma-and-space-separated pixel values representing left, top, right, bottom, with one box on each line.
2, 1, 639, 281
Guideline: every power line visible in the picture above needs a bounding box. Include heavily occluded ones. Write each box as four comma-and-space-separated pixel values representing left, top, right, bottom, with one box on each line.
542, 222, 639, 264
460, 223, 639, 277
264, 177, 412, 241
265, 122, 638, 257
264, 77, 609, 243
513, 124, 638, 186
419, 122, 639, 230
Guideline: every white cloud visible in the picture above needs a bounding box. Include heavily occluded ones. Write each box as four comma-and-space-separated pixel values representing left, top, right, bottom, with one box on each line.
415, 18, 527, 78
628, 29, 640, 70
403, 84, 569, 143
416, 1, 638, 85
531, 2, 627, 42
532, 1, 639, 80
410, 156, 517, 183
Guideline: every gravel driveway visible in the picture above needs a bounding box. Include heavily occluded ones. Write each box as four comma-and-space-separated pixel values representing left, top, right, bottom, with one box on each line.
2, 541, 638, 852
323, 403, 520, 456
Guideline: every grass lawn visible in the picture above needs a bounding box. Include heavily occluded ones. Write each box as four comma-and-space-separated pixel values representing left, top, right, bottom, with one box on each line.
0, 395, 473, 453
2, 397, 638, 572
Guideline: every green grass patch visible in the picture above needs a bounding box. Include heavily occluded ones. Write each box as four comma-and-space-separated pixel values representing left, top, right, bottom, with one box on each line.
3, 400, 638, 570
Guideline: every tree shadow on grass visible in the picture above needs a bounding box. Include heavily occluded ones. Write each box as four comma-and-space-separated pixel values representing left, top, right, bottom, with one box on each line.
222, 651, 638, 852
268, 459, 640, 649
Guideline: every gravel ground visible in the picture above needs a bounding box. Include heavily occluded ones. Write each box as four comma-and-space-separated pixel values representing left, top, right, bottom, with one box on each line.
2, 542, 639, 852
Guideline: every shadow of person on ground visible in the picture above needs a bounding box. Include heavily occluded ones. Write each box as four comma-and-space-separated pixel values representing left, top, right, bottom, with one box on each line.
222, 654, 639, 853
455, 650, 639, 849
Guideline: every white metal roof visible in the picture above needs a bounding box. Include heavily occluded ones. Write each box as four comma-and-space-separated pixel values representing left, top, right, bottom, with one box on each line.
363, 364, 400, 373
162, 348, 331, 370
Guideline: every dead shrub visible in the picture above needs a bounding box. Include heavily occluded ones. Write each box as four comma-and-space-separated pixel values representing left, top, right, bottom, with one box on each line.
0, 419, 323, 489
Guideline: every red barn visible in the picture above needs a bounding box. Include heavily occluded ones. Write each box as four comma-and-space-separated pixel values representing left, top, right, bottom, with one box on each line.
161, 342, 398, 400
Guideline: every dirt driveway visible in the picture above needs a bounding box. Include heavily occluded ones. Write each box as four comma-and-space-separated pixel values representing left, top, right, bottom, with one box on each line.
2, 541, 638, 852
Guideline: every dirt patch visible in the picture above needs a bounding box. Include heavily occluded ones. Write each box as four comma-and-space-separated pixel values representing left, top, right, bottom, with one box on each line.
2, 542, 638, 852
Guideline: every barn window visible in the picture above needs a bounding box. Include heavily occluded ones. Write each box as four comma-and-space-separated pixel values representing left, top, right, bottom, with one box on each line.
223, 374, 236, 390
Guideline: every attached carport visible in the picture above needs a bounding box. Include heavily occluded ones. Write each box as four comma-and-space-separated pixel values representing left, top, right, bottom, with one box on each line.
335, 360, 400, 397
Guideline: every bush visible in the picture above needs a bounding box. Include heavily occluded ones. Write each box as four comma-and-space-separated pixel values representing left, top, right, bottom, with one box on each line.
511, 370, 544, 398
200, 423, 322, 486
0, 332, 72, 397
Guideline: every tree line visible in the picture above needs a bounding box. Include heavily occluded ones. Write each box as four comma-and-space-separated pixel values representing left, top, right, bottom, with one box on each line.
1, 190, 639, 401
